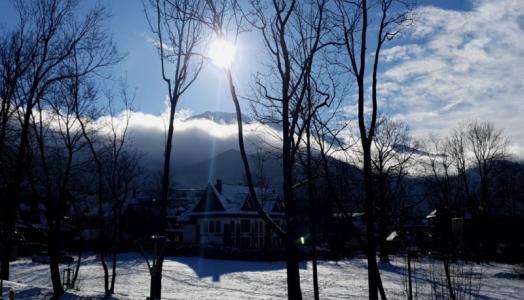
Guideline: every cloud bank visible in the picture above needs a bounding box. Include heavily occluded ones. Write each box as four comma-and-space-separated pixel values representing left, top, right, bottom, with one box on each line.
108, 109, 281, 171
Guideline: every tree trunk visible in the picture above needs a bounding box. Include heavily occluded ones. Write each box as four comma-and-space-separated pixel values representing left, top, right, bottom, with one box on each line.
378, 221, 389, 264
0, 98, 11, 157
224, 70, 293, 297
378, 176, 390, 264
160, 100, 177, 232
0, 242, 11, 280
109, 250, 117, 294
284, 237, 302, 300
1, 97, 34, 280
150, 257, 164, 299
283, 137, 302, 300
101, 246, 109, 297
48, 219, 64, 298
283, 188, 302, 300
311, 233, 319, 300
109, 212, 120, 294
443, 257, 455, 300
99, 194, 110, 297
363, 141, 380, 300
71, 249, 82, 288
306, 106, 319, 300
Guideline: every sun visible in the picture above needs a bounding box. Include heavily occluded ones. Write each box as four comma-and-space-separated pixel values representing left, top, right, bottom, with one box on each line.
209, 38, 235, 69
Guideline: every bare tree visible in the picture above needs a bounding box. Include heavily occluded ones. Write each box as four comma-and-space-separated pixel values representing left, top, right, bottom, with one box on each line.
0, 0, 119, 282
334, 0, 413, 298
370, 116, 416, 264
248, 1, 331, 298
193, 0, 331, 298
100, 86, 141, 295
0, 27, 30, 160
444, 121, 508, 215
200, 0, 286, 238
446, 124, 472, 207
423, 135, 462, 214
143, 0, 206, 232
72, 80, 138, 298
27, 69, 89, 297
73, 80, 115, 298
465, 120, 508, 214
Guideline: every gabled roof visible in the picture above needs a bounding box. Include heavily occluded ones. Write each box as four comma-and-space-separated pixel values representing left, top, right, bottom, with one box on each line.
192, 186, 226, 212
166, 188, 206, 217
182, 183, 284, 218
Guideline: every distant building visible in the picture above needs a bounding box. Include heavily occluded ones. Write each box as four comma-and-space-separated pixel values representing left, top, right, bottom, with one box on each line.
173, 180, 285, 249
165, 187, 206, 242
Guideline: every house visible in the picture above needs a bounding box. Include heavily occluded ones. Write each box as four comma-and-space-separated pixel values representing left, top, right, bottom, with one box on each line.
165, 187, 206, 242
176, 180, 285, 249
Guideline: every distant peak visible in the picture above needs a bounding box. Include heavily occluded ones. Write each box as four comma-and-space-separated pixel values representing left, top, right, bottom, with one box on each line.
188, 111, 252, 124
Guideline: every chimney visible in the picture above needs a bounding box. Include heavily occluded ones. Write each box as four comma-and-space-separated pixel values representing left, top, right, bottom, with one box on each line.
215, 179, 222, 193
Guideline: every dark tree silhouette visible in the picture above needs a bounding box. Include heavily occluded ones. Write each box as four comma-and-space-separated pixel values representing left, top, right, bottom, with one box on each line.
0, 1, 119, 289
143, 0, 206, 232
334, 0, 413, 298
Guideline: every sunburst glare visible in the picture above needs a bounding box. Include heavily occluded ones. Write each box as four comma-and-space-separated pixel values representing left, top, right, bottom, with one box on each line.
209, 38, 235, 69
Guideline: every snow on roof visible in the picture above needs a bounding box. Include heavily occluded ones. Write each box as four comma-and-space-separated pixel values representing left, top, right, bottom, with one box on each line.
184, 183, 282, 217
217, 183, 279, 213
167, 188, 205, 217
386, 231, 398, 242
426, 209, 437, 219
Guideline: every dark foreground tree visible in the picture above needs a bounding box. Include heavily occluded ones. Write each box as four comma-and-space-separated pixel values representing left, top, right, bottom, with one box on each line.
101, 87, 141, 295
0, 1, 119, 289
143, 0, 206, 232
198, 1, 331, 298
28, 71, 89, 297
249, 1, 331, 298
334, 0, 413, 298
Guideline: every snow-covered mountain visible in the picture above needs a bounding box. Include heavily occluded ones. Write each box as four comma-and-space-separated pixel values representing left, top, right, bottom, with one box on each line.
187, 111, 252, 124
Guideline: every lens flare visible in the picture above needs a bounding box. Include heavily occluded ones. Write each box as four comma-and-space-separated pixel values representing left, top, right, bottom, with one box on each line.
209, 38, 235, 69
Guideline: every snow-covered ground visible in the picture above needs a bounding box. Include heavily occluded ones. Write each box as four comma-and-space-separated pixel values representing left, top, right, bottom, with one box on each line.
2, 253, 523, 299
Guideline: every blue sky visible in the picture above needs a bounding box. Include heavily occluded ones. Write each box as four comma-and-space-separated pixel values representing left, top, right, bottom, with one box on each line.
106, 0, 473, 115
0, 0, 473, 115
1, 0, 523, 156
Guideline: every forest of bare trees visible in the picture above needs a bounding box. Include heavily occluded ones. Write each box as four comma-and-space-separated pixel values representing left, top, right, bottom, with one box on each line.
0, 0, 523, 299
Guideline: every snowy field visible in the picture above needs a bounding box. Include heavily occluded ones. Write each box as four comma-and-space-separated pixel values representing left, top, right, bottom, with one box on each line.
2, 253, 523, 299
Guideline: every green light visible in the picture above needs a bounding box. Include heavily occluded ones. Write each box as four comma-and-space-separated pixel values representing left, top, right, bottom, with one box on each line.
300, 236, 305, 245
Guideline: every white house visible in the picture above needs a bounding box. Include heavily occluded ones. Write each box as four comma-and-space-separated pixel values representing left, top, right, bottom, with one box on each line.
176, 180, 285, 249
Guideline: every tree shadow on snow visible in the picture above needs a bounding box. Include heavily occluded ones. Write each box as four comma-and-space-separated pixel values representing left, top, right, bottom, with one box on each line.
168, 256, 307, 282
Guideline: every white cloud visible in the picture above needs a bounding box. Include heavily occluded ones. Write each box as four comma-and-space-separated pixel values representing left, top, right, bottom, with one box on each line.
380, 44, 423, 62
379, 0, 524, 157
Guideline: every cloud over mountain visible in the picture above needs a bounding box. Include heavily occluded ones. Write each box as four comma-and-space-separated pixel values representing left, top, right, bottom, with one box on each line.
118, 109, 280, 171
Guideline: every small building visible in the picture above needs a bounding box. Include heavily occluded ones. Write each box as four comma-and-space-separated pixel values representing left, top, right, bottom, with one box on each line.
165, 187, 206, 242
177, 180, 285, 249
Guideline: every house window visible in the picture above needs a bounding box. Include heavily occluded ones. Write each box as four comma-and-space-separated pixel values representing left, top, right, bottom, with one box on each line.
209, 220, 215, 233
241, 219, 250, 233
240, 237, 250, 248
202, 221, 208, 234
215, 220, 221, 233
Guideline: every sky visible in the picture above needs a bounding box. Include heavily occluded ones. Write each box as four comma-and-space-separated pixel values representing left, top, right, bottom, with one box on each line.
1, 0, 523, 158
